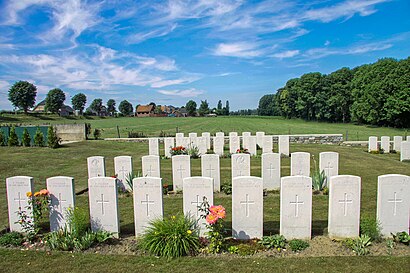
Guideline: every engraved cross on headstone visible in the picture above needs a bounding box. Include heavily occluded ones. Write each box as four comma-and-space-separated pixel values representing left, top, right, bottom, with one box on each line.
141, 194, 155, 217
240, 194, 255, 217
96, 194, 109, 215
206, 164, 215, 177
177, 165, 185, 179
290, 194, 304, 217
267, 163, 275, 178
91, 159, 100, 176
118, 166, 128, 180
338, 193, 353, 216
14, 192, 26, 209
146, 164, 155, 176
191, 195, 202, 216
388, 192, 403, 216
324, 161, 333, 178
56, 193, 67, 213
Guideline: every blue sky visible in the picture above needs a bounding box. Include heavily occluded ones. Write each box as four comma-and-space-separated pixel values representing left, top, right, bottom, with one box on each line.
0, 0, 409, 111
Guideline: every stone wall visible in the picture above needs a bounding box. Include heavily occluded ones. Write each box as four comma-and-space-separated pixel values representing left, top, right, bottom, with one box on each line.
55, 124, 86, 141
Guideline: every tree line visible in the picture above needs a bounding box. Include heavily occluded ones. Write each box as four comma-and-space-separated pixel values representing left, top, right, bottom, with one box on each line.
184, 100, 230, 116
258, 57, 410, 127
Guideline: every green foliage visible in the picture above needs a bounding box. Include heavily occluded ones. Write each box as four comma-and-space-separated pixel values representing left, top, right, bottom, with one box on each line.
0, 130, 6, 146
312, 169, 327, 191
259, 235, 286, 250
93, 128, 102, 140
360, 218, 381, 242
47, 126, 60, 148
386, 239, 395, 255
33, 127, 45, 147
185, 100, 197, 116
228, 245, 239, 254
66, 207, 89, 238
170, 146, 187, 156
258, 94, 276, 116
8, 126, 19, 146
8, 81, 37, 113
139, 214, 200, 258
21, 128, 31, 147
221, 183, 232, 195
350, 235, 372, 256
128, 130, 145, 138
288, 239, 309, 252
89, 98, 103, 115
46, 229, 113, 251
71, 93, 87, 114
107, 99, 116, 115
392, 231, 410, 245
187, 145, 200, 158
125, 171, 140, 192
236, 243, 259, 256
45, 88, 66, 114
119, 100, 133, 116
0, 232, 24, 246
198, 100, 210, 116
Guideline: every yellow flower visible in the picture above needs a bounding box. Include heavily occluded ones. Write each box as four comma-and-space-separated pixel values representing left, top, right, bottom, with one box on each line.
171, 215, 176, 220
34, 192, 40, 197
26, 192, 32, 197
187, 230, 192, 235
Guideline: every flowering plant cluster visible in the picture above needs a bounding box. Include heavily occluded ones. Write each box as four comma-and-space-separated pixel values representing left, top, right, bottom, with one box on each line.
170, 146, 188, 156
236, 148, 249, 154
200, 200, 226, 254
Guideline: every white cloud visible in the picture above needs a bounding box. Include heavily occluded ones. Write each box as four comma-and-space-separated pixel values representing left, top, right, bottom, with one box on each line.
157, 88, 204, 97
127, 24, 177, 44
151, 76, 200, 88
303, 42, 393, 59
213, 42, 263, 58
271, 50, 300, 58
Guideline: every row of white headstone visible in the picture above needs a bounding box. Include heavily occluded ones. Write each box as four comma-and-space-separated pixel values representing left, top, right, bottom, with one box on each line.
6, 174, 409, 240
87, 151, 338, 192
368, 136, 410, 161
148, 132, 290, 157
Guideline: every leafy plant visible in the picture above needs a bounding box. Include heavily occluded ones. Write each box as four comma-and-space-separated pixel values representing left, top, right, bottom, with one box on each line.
288, 239, 309, 252
187, 145, 200, 158
236, 243, 259, 256
139, 214, 200, 258
33, 127, 45, 147
259, 234, 286, 251
199, 199, 226, 254
0, 231, 24, 246
93, 128, 102, 140
392, 231, 410, 245
351, 234, 372, 256
0, 130, 6, 146
228, 245, 239, 254
312, 155, 327, 191
66, 207, 89, 238
170, 146, 187, 156
360, 218, 381, 242
125, 171, 140, 192
8, 126, 19, 146
386, 239, 395, 255
47, 125, 61, 148
221, 183, 232, 195
21, 128, 31, 147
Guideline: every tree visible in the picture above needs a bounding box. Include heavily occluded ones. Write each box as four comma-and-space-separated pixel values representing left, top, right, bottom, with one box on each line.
45, 88, 66, 114
198, 100, 210, 116
8, 126, 19, 146
8, 81, 37, 113
224, 100, 230, 115
216, 100, 223, 115
107, 99, 116, 116
258, 94, 275, 116
22, 128, 31, 147
47, 125, 60, 148
33, 127, 45, 147
119, 100, 134, 116
71, 93, 87, 114
90, 98, 103, 116
185, 100, 197, 116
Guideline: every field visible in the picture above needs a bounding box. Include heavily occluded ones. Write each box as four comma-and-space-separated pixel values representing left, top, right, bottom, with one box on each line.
0, 115, 409, 272
1, 114, 408, 140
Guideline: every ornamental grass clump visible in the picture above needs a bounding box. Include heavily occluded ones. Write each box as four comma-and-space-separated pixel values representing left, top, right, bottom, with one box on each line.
140, 214, 200, 258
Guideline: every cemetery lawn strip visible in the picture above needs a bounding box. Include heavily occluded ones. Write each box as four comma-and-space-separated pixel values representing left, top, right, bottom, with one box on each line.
0, 248, 409, 273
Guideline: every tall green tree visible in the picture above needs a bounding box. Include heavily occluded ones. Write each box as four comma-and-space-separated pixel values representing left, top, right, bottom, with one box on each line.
119, 100, 133, 116
45, 88, 66, 114
107, 99, 116, 116
216, 100, 223, 115
185, 100, 197, 116
258, 94, 275, 116
71, 93, 87, 114
198, 100, 210, 116
8, 81, 37, 113
89, 98, 103, 116
224, 100, 230, 115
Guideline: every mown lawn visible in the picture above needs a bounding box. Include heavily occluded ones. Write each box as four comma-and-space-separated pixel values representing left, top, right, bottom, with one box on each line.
1, 114, 408, 140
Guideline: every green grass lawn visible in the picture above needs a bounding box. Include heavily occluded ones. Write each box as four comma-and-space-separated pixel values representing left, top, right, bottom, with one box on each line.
1, 114, 408, 140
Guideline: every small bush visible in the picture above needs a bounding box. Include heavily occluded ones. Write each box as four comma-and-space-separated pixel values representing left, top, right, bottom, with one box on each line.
139, 214, 200, 258
21, 128, 31, 147
0, 130, 6, 146
93, 128, 102, 139
8, 126, 19, 146
0, 232, 24, 246
360, 218, 381, 242
351, 234, 372, 256
288, 239, 309, 252
187, 146, 200, 159
33, 127, 45, 147
47, 126, 61, 148
85, 123, 92, 139
67, 207, 89, 237
46, 229, 113, 251
221, 183, 232, 195
392, 231, 410, 245
228, 245, 239, 254
259, 234, 286, 250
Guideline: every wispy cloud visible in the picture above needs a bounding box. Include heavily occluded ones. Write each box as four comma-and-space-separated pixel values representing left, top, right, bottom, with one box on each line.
157, 88, 204, 97
271, 50, 300, 58
213, 42, 263, 58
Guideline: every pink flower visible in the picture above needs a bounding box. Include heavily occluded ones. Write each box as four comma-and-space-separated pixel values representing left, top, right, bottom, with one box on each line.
206, 213, 218, 225
209, 205, 226, 219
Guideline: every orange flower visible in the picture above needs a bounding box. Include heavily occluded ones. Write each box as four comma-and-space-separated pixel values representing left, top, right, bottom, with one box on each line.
26, 192, 32, 197
206, 213, 218, 225
39, 189, 49, 196
209, 205, 226, 219
34, 192, 40, 197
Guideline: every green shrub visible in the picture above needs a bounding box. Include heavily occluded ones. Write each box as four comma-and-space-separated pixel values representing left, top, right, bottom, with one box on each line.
228, 245, 239, 254
0, 130, 6, 146
0, 232, 24, 246
259, 234, 286, 250
46, 229, 113, 251
386, 239, 395, 255
221, 183, 232, 195
288, 239, 309, 252
128, 131, 146, 138
85, 123, 92, 139
187, 145, 200, 159
125, 172, 140, 192
392, 231, 410, 245
351, 234, 372, 256
93, 128, 102, 139
360, 218, 381, 242
139, 214, 200, 258
8, 126, 19, 146
33, 127, 45, 147
47, 126, 61, 148
66, 207, 89, 237
21, 128, 31, 147
312, 155, 326, 191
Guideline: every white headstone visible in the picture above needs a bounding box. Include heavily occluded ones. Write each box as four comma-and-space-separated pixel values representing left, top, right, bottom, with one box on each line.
229, 135, 240, 154
183, 177, 214, 235
401, 141, 410, 162
197, 136, 207, 155
407, 136, 410, 141
114, 156, 133, 192
201, 154, 221, 192
87, 156, 106, 179
278, 135, 290, 156
393, 136, 402, 152
377, 174, 410, 236
262, 135, 273, 154
202, 132, 211, 149
328, 175, 361, 238
164, 137, 175, 158
47, 176, 76, 232
229, 132, 238, 137
6, 176, 34, 232
232, 176, 263, 239
381, 136, 390, 153
149, 138, 159, 156
88, 177, 119, 237
242, 132, 251, 150
256, 132, 265, 147
142, 155, 161, 178
231, 153, 251, 179
189, 132, 198, 148
175, 133, 184, 146
262, 153, 281, 190
213, 136, 224, 156
180, 137, 190, 149
172, 155, 191, 191
319, 152, 339, 186
215, 132, 224, 138
247, 136, 257, 156
368, 136, 378, 152
133, 177, 163, 236
280, 176, 312, 239
291, 152, 310, 176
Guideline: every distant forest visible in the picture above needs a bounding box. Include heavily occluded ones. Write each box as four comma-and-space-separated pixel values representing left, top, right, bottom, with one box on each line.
258, 57, 410, 128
